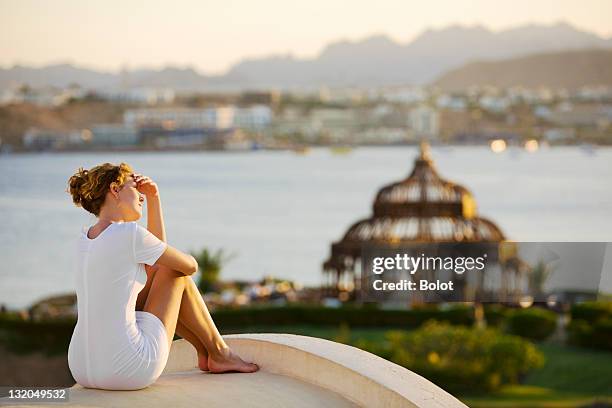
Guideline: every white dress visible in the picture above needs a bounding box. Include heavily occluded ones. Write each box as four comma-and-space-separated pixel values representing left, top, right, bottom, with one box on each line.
68, 221, 169, 390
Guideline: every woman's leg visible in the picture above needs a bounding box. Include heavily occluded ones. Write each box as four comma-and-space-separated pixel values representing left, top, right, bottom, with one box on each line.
142, 267, 186, 351
174, 272, 258, 373
175, 320, 209, 371
139, 265, 209, 370
142, 264, 258, 373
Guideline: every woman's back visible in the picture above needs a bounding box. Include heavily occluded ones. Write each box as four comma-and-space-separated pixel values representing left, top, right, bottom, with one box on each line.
68, 221, 169, 390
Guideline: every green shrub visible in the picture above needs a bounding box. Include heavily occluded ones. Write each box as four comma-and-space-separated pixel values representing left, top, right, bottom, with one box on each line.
355, 321, 544, 393
568, 301, 612, 351
570, 301, 612, 324
567, 319, 591, 347
0, 315, 76, 355
0, 304, 477, 355
591, 318, 612, 351
484, 304, 509, 327
572, 318, 612, 351
212, 304, 475, 329
438, 305, 475, 326
506, 307, 557, 341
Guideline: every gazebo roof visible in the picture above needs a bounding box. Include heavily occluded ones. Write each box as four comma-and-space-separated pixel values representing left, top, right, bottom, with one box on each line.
324, 142, 506, 271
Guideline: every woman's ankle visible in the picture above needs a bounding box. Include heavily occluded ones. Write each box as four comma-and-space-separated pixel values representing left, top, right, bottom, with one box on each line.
208, 343, 231, 360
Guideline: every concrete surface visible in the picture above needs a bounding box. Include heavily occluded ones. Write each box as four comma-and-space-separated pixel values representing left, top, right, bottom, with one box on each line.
0, 334, 467, 408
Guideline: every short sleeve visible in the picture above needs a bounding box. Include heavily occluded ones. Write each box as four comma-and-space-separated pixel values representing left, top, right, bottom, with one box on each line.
132, 223, 167, 265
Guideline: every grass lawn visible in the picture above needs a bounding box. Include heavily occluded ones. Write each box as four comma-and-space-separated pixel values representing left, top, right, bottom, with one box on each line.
464, 343, 612, 407
223, 325, 612, 408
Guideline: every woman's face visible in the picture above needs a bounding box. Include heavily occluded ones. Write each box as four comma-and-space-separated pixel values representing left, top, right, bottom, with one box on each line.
115, 175, 144, 221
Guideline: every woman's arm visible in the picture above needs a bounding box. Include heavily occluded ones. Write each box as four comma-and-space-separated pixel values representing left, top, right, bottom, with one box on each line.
132, 173, 196, 276
146, 194, 166, 243
156, 245, 198, 276
133, 173, 166, 243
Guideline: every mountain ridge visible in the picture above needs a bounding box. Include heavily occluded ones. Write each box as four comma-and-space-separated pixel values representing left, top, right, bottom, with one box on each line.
2, 21, 611, 91
433, 48, 612, 90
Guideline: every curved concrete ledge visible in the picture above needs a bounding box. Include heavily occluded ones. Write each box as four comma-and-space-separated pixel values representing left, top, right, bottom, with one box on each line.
1, 334, 466, 408
166, 334, 467, 408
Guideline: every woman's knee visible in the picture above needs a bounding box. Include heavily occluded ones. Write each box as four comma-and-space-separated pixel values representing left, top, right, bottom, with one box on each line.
155, 264, 185, 280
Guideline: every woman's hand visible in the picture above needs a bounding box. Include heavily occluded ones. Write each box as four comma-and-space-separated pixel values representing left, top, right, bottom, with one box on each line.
134, 172, 166, 241
132, 173, 159, 198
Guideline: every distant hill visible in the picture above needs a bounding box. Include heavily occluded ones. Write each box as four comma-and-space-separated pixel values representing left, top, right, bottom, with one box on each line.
433, 49, 612, 91
226, 22, 612, 89
0, 65, 210, 92
0, 64, 116, 90
0, 101, 125, 147
1, 22, 611, 91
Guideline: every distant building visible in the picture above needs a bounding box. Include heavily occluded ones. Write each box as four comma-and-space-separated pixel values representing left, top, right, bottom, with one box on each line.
1, 85, 86, 107
318, 87, 367, 104
310, 108, 359, 142
379, 87, 426, 104
90, 125, 139, 147
271, 107, 314, 140
533, 105, 552, 119
239, 91, 280, 108
95, 88, 175, 105
139, 126, 248, 150
23, 128, 83, 150
436, 94, 467, 111
507, 86, 556, 104
575, 86, 612, 102
543, 128, 576, 142
124, 106, 271, 132
546, 103, 612, 127
124, 107, 234, 129
408, 105, 440, 139
453, 131, 521, 145
478, 95, 510, 113
353, 127, 410, 144
233, 105, 273, 131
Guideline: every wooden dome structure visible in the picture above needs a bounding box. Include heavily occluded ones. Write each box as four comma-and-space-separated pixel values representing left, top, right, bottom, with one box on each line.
323, 142, 508, 299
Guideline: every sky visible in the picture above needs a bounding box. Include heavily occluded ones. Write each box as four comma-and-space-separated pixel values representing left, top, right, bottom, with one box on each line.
1, 0, 612, 75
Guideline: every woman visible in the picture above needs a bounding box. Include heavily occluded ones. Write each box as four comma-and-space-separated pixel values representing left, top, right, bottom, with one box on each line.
66, 162, 258, 391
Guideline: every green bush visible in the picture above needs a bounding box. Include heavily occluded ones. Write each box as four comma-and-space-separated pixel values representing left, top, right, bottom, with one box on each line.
591, 318, 612, 350
568, 301, 612, 351
355, 321, 544, 393
484, 304, 510, 327
211, 304, 475, 329
506, 307, 557, 341
570, 301, 612, 324
0, 315, 76, 355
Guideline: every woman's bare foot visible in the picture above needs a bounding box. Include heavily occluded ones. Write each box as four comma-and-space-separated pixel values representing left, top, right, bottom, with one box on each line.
198, 352, 209, 371
208, 347, 259, 374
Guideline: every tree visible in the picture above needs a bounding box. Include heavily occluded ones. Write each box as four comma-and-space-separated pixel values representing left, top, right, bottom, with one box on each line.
528, 260, 555, 298
190, 248, 235, 294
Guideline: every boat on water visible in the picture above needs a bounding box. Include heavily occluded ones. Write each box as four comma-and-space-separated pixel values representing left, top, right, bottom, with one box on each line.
330, 146, 353, 155
292, 145, 311, 155
524, 139, 539, 153
579, 143, 597, 155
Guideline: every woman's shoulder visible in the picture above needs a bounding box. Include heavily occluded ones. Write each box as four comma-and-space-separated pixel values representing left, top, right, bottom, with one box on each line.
116, 221, 141, 235
77, 221, 136, 248
104, 221, 140, 238
121, 221, 153, 239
